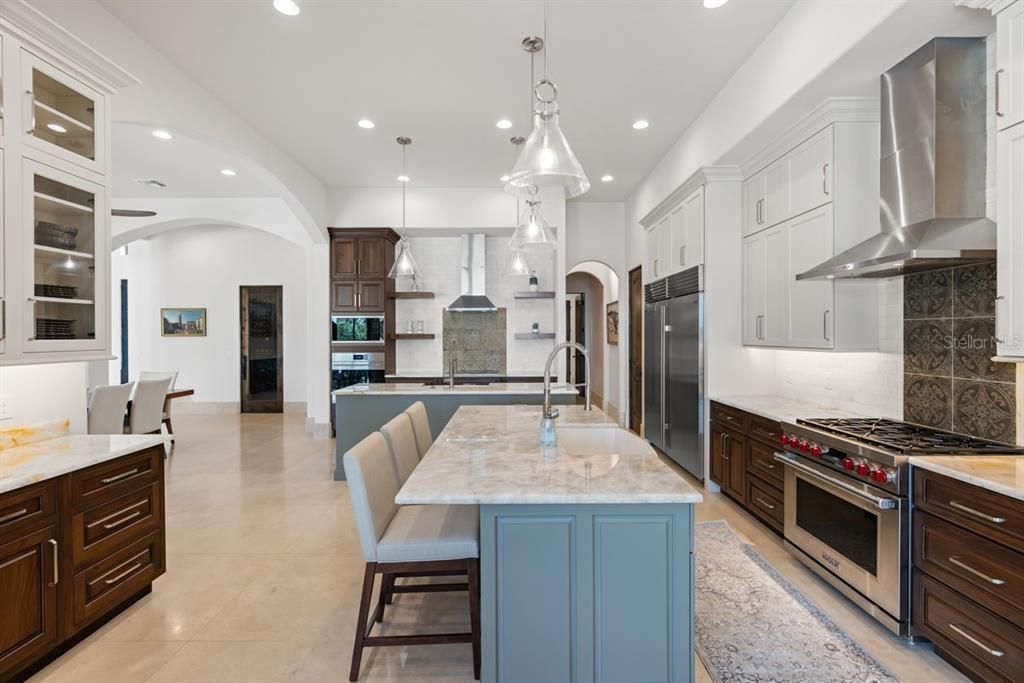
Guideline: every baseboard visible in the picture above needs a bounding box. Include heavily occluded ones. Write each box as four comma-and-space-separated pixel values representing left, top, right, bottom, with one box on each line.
284, 402, 306, 414
305, 417, 331, 440
172, 400, 239, 415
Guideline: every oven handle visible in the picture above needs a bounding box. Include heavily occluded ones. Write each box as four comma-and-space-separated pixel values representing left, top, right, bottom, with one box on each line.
773, 452, 899, 510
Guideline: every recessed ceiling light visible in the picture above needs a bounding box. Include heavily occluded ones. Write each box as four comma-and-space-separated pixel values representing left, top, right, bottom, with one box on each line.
220, 168, 237, 177
500, 174, 510, 182
601, 174, 614, 182
152, 129, 172, 140
397, 175, 411, 182
357, 119, 375, 129
703, 0, 729, 7
47, 123, 67, 133
632, 120, 649, 130
273, 0, 300, 16
496, 119, 513, 129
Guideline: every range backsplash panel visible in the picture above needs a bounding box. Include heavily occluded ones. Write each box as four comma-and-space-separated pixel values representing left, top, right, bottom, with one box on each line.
442, 309, 507, 375
903, 262, 1016, 442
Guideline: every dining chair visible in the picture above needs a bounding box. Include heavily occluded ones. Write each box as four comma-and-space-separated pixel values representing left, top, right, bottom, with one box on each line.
405, 401, 433, 459
129, 377, 173, 435
138, 370, 179, 438
379, 412, 421, 488
87, 383, 134, 435
343, 432, 480, 681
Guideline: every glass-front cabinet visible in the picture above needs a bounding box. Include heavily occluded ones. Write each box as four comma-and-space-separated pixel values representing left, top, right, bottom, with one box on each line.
21, 49, 106, 175
24, 159, 106, 352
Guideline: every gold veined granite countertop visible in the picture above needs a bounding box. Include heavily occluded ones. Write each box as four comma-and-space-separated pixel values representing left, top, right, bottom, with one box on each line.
910, 455, 1024, 502
395, 404, 704, 505
0, 433, 167, 494
333, 382, 579, 396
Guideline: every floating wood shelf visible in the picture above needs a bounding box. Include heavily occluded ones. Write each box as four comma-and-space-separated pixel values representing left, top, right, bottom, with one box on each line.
514, 333, 556, 340
514, 291, 555, 299
389, 291, 435, 299
389, 333, 436, 340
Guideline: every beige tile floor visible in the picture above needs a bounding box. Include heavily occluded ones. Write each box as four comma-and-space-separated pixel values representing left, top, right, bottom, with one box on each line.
30, 413, 966, 683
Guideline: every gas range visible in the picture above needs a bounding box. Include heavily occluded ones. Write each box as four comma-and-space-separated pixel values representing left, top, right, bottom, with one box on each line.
779, 417, 1024, 496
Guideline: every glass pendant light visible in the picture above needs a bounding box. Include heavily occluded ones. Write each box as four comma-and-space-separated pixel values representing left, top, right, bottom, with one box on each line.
388, 136, 420, 280
504, 21, 589, 199
506, 248, 531, 276
509, 190, 557, 251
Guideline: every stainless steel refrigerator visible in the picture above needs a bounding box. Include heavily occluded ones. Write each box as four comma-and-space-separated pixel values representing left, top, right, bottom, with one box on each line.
644, 266, 704, 480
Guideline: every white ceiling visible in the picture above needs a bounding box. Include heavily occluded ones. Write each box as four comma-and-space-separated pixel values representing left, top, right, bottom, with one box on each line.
100, 0, 795, 202
112, 123, 274, 198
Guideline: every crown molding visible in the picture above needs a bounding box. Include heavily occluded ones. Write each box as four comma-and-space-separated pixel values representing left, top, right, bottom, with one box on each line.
739, 97, 879, 178
0, 0, 140, 92
955, 0, 1016, 14
640, 165, 743, 229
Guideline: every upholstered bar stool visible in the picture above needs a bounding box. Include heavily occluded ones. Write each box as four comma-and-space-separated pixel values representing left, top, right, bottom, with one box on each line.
405, 401, 434, 459
380, 412, 421, 487
343, 432, 481, 681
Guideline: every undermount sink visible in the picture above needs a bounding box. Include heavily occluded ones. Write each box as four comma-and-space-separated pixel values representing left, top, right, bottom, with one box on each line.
554, 426, 654, 457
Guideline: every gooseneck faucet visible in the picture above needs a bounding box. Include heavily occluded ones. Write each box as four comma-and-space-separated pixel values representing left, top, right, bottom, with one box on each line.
541, 341, 591, 443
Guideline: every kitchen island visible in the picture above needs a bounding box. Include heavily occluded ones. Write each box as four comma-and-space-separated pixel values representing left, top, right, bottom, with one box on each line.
332, 382, 577, 480
398, 404, 703, 683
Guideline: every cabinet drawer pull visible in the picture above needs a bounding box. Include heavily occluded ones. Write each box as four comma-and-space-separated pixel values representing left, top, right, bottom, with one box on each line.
0, 507, 29, 524
822, 163, 830, 195
104, 562, 143, 585
24, 90, 35, 134
102, 510, 143, 530
995, 68, 1005, 118
948, 556, 1006, 586
949, 501, 1005, 524
948, 623, 1004, 658
757, 461, 776, 470
100, 468, 140, 485
754, 496, 776, 510
49, 539, 58, 587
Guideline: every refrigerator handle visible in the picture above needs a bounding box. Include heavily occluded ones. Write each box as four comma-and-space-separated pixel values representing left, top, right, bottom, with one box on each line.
661, 306, 670, 448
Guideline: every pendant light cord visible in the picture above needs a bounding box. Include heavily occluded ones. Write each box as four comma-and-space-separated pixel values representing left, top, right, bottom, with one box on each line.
401, 142, 407, 236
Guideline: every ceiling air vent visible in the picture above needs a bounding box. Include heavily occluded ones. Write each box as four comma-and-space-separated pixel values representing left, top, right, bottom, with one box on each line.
133, 178, 167, 188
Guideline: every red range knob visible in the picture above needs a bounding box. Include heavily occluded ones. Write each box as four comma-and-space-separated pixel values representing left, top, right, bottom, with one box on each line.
856, 462, 871, 477
800, 440, 811, 453
810, 445, 823, 458
841, 457, 855, 471
780, 434, 790, 446
871, 469, 891, 484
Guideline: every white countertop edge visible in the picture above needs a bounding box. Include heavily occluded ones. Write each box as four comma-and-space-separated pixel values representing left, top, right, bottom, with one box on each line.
0, 434, 168, 495
395, 492, 705, 505
909, 457, 1024, 502
333, 385, 579, 396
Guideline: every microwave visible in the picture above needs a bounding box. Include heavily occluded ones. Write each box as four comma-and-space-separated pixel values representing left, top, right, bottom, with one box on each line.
332, 316, 385, 344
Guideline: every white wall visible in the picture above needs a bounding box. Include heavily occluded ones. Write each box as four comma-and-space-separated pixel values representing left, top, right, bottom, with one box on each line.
109, 225, 308, 408
0, 363, 90, 433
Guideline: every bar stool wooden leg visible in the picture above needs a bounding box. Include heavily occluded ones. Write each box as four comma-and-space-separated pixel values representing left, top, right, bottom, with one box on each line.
374, 573, 394, 623
467, 560, 481, 680
350, 562, 377, 682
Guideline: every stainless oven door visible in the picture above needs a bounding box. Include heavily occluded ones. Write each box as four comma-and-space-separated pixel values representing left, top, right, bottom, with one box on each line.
774, 451, 906, 622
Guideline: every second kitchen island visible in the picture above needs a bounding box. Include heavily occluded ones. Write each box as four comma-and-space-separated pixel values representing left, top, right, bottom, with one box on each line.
397, 404, 703, 683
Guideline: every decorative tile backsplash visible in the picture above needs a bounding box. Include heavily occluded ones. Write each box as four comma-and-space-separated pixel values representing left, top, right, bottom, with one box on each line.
903, 262, 1017, 442
443, 309, 508, 375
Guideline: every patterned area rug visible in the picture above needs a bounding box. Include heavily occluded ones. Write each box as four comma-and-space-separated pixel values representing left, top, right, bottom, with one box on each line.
695, 520, 899, 683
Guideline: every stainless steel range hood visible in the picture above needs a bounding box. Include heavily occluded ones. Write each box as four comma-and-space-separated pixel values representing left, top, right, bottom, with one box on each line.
446, 234, 497, 312
798, 38, 995, 281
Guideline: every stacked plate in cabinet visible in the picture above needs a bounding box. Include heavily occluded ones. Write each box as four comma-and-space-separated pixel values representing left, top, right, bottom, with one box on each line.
36, 318, 76, 340
34, 284, 80, 299
35, 221, 79, 251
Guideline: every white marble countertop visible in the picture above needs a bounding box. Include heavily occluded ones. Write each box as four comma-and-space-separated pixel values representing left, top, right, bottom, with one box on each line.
910, 456, 1024, 502
396, 404, 704, 505
385, 371, 548, 378
334, 382, 578, 396
0, 434, 167, 495
710, 394, 870, 425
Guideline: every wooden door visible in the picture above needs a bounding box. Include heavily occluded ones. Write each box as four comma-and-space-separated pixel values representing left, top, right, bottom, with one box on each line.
332, 282, 357, 312
726, 433, 746, 500
0, 526, 58, 676
786, 205, 834, 348
357, 282, 385, 312
628, 267, 643, 434
357, 238, 388, 278
709, 424, 727, 487
788, 126, 834, 217
240, 286, 283, 413
331, 238, 358, 279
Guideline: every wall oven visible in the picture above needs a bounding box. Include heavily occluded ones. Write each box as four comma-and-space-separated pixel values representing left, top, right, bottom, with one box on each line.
331, 352, 385, 391
331, 315, 384, 344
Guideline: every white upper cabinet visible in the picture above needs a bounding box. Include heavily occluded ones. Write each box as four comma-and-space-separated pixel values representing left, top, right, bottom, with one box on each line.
786, 205, 834, 349
740, 115, 879, 351
996, 1, 1024, 131
997, 120, 1024, 356
21, 49, 106, 176
645, 185, 706, 282
788, 126, 834, 217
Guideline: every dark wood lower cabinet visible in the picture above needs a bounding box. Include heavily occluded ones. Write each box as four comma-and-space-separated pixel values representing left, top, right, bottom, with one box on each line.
912, 468, 1024, 683
0, 446, 166, 681
709, 401, 784, 536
